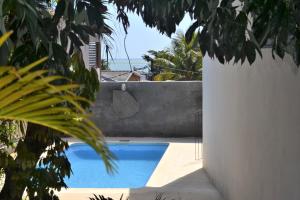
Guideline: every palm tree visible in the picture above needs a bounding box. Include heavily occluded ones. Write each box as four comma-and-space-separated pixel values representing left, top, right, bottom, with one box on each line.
143, 32, 202, 81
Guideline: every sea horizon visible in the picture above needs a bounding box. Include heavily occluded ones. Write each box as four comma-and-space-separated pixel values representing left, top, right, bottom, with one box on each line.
107, 58, 148, 72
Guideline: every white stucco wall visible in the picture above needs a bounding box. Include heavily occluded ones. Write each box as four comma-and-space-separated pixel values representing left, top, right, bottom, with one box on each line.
203, 49, 300, 200
80, 36, 100, 70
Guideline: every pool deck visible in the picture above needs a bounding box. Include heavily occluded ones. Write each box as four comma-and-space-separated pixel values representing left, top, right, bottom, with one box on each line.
57, 137, 223, 200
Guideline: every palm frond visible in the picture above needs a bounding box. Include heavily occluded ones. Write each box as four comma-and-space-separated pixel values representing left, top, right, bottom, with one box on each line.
0, 31, 13, 46
153, 58, 176, 68
0, 33, 114, 172
153, 72, 180, 81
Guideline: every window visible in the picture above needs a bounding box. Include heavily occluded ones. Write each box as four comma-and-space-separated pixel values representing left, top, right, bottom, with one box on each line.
88, 41, 100, 68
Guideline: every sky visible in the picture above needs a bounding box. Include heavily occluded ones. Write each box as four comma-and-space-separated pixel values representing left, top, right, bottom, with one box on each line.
104, 4, 193, 60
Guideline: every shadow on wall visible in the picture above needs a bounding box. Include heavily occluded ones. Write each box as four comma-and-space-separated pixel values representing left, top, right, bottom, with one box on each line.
92, 82, 202, 138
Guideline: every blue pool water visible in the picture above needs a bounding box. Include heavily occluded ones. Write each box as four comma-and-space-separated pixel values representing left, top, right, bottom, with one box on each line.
64, 143, 168, 188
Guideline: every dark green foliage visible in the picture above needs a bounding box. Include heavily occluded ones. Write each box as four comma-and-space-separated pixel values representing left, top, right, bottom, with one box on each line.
0, 121, 17, 147
101, 59, 110, 70
110, 0, 300, 66
26, 132, 71, 200
0, 124, 71, 200
1, 0, 111, 102
69, 52, 100, 108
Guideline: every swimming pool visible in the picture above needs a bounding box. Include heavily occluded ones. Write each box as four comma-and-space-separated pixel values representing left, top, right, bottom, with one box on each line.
64, 143, 168, 188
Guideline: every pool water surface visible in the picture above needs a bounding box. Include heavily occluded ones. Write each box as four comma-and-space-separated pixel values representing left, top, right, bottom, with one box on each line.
64, 143, 168, 188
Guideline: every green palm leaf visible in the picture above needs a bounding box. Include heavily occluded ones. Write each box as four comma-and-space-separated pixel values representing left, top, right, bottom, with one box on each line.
0, 32, 114, 172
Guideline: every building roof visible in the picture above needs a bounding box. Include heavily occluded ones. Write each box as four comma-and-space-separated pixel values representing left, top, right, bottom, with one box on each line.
101, 71, 142, 82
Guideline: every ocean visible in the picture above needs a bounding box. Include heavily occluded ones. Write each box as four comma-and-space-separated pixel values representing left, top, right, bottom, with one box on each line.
108, 58, 148, 71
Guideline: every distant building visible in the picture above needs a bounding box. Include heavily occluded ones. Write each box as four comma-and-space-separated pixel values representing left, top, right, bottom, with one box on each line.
80, 37, 146, 82
100, 71, 143, 82
81, 36, 101, 69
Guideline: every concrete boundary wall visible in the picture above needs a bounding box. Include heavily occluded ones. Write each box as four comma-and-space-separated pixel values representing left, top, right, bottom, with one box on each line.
91, 81, 202, 137
203, 49, 300, 200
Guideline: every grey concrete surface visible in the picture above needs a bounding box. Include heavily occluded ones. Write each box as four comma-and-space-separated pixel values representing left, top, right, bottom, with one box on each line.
91, 81, 202, 137
203, 49, 300, 200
